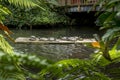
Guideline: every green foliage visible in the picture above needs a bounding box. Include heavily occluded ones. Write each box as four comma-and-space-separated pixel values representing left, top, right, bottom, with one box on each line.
0, 34, 111, 79
39, 59, 111, 80
96, 0, 120, 29
102, 27, 120, 42
0, 35, 53, 79
88, 38, 120, 80
0, 4, 11, 24
92, 0, 120, 79
0, 52, 53, 79
109, 38, 120, 60
0, 35, 25, 80
2, 0, 68, 29
1, 0, 120, 80
0, 35, 13, 55
0, 0, 41, 24
0, 0, 55, 79
0, 70, 25, 80
8, 0, 40, 9
0, 35, 52, 79
94, 0, 120, 61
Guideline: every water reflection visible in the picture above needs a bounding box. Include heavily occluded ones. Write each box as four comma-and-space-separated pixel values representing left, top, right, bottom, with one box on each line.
13, 44, 94, 61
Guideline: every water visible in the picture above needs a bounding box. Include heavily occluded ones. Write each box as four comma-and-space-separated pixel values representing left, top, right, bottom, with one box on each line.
9, 27, 99, 61
11, 27, 100, 38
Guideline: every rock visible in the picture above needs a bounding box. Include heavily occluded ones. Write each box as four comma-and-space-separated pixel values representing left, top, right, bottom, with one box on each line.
49, 37, 55, 41
29, 36, 36, 41
68, 37, 78, 41
61, 37, 68, 40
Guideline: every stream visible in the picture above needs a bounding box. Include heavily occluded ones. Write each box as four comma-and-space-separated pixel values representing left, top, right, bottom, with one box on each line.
10, 27, 100, 61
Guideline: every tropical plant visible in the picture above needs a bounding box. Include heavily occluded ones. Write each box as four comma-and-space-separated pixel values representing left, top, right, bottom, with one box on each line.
93, 0, 120, 61
90, 0, 120, 79
38, 59, 111, 80
0, 0, 42, 24
2, 0, 69, 29
95, 0, 120, 40
1, 0, 120, 80
0, 0, 51, 79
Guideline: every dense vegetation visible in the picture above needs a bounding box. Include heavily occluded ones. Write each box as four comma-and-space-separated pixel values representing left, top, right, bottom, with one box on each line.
2, 0, 69, 29
0, 0, 120, 80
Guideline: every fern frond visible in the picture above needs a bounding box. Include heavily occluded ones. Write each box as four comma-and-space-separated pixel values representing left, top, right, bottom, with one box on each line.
0, 35, 14, 55
0, 5, 11, 15
39, 59, 111, 79
8, 0, 44, 10
0, 70, 25, 80
39, 59, 91, 79
0, 4, 11, 24
8, 0, 37, 7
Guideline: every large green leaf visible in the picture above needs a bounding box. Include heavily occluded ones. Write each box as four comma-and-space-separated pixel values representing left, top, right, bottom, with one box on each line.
109, 38, 120, 60
108, 0, 120, 4
96, 12, 111, 26
102, 27, 120, 41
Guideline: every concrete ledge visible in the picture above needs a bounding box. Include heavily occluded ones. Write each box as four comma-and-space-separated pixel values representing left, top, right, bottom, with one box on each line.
15, 37, 96, 44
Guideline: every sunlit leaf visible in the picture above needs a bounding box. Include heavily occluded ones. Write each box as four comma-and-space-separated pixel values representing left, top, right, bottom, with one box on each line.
91, 41, 100, 48
8, 0, 45, 10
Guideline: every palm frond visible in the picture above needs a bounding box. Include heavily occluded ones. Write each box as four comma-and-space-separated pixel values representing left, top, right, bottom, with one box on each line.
39, 59, 110, 80
0, 4, 11, 24
8, 0, 37, 8
8, 0, 44, 10
0, 35, 14, 55
0, 71, 25, 80
102, 27, 120, 41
